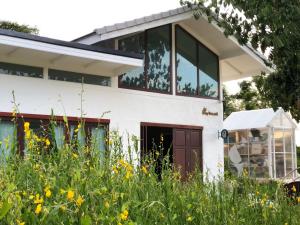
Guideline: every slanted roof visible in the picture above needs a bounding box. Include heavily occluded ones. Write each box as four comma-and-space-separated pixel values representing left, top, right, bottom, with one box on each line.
224, 108, 298, 130
224, 108, 275, 130
0, 29, 143, 76
74, 6, 272, 82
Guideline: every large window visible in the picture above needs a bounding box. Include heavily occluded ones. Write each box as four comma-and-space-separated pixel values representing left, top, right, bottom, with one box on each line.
48, 69, 111, 86
0, 114, 108, 156
118, 25, 171, 93
0, 62, 43, 78
175, 26, 219, 98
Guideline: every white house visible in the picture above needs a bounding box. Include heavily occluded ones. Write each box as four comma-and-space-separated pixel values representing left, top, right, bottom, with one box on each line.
0, 7, 271, 179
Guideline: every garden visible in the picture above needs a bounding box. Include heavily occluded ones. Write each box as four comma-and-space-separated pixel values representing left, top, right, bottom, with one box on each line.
0, 119, 300, 225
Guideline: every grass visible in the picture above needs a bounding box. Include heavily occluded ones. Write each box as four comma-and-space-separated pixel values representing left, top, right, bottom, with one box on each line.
0, 121, 300, 225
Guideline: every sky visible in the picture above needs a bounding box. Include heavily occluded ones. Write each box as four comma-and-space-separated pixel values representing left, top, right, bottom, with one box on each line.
1, 0, 299, 145
0, 0, 181, 41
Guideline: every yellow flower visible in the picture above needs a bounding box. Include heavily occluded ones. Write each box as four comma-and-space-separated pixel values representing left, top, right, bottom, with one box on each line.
112, 165, 119, 174
60, 188, 66, 194
60, 205, 66, 211
67, 190, 75, 201
104, 201, 110, 208
72, 153, 78, 159
297, 197, 300, 204
292, 185, 297, 193
17, 219, 25, 225
35, 204, 42, 215
45, 189, 51, 198
34, 194, 44, 204
120, 209, 129, 221
45, 138, 50, 146
29, 195, 34, 200
125, 171, 133, 180
24, 122, 30, 131
74, 124, 81, 133
141, 166, 148, 174
187, 216, 193, 222
76, 195, 84, 207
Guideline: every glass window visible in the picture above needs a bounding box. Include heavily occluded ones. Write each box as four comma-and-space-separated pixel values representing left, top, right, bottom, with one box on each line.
118, 25, 172, 93
146, 25, 171, 92
176, 27, 197, 95
0, 61, 43, 78
118, 33, 145, 89
175, 26, 219, 98
48, 69, 111, 86
0, 121, 16, 160
198, 44, 219, 97
91, 126, 106, 159
93, 39, 115, 49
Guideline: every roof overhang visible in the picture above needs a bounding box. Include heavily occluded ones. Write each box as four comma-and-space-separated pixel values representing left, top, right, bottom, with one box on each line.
0, 33, 143, 77
75, 7, 272, 81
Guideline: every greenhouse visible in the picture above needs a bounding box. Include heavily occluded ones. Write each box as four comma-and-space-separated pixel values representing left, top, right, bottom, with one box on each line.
224, 108, 298, 179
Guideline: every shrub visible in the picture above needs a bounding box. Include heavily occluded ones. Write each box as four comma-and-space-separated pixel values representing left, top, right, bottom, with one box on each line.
0, 120, 300, 225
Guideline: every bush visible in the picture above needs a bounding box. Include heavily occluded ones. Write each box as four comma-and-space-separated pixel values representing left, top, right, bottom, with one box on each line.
0, 121, 300, 225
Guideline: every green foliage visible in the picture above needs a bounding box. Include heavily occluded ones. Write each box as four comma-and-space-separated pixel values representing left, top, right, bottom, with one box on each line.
181, 0, 300, 121
0, 120, 300, 224
222, 75, 272, 118
0, 21, 39, 34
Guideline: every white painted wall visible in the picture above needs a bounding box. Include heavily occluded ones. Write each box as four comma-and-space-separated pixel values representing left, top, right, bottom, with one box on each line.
0, 74, 224, 179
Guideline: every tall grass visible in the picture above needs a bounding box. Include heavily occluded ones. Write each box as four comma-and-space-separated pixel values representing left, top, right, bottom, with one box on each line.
0, 121, 299, 225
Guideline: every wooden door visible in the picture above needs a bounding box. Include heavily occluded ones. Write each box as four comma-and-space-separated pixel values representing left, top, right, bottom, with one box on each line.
173, 128, 202, 178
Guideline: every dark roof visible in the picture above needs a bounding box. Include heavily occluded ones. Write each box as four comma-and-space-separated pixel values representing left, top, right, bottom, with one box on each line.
0, 28, 143, 59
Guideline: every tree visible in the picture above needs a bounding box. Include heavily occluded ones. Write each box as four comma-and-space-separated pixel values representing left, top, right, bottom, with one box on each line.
181, 0, 300, 121
0, 21, 39, 34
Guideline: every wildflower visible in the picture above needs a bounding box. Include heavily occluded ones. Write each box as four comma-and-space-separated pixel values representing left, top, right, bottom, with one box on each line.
297, 197, 300, 204
160, 213, 165, 219
74, 124, 81, 133
16, 220, 25, 225
125, 171, 133, 180
120, 209, 129, 221
60, 189, 66, 194
186, 216, 193, 222
67, 190, 75, 201
76, 195, 84, 207
29, 195, 34, 200
45, 189, 51, 198
60, 205, 66, 211
35, 204, 42, 214
24, 122, 31, 139
72, 153, 78, 159
45, 138, 50, 146
34, 194, 44, 204
292, 185, 297, 193
104, 201, 110, 208
141, 166, 148, 174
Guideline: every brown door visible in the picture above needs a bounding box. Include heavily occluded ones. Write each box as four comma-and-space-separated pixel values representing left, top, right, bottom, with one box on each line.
173, 128, 202, 178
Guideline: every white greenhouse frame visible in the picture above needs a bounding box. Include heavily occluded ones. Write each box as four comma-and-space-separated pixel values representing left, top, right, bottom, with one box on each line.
224, 108, 298, 180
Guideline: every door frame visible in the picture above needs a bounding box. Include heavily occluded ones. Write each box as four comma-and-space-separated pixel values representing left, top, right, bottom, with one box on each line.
140, 122, 203, 174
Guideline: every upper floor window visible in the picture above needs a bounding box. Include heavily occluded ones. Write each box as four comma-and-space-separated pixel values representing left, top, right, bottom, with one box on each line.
118, 25, 171, 93
48, 69, 111, 87
176, 26, 219, 98
0, 62, 43, 78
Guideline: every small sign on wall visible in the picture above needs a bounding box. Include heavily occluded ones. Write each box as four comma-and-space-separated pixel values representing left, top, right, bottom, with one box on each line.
202, 107, 218, 116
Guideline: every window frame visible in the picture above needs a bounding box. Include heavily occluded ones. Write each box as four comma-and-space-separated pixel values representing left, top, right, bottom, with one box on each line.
175, 25, 220, 100
118, 24, 173, 95
0, 112, 109, 156
0, 61, 44, 79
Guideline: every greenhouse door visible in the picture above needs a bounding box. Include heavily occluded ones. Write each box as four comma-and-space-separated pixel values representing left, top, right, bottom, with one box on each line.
173, 128, 203, 178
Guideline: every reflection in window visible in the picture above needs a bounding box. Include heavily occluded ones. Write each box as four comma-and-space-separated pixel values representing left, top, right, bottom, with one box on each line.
118, 25, 171, 93
198, 44, 219, 97
119, 33, 145, 89
175, 26, 219, 98
0, 62, 43, 78
0, 121, 15, 161
49, 69, 111, 87
176, 27, 197, 95
147, 25, 171, 92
